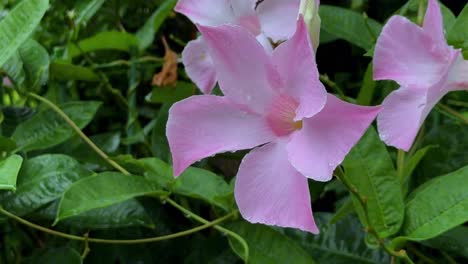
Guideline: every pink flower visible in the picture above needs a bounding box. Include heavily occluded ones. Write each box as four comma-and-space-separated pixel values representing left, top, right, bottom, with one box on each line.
176, 0, 301, 94
374, 0, 468, 151
2, 77, 12, 86
167, 18, 381, 233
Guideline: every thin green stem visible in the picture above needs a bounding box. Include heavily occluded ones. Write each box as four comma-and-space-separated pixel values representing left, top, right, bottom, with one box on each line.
165, 198, 249, 261
319, 74, 346, 99
417, 0, 425, 26
334, 169, 415, 264
27, 92, 131, 175
0, 206, 235, 244
397, 150, 406, 182
437, 103, 468, 125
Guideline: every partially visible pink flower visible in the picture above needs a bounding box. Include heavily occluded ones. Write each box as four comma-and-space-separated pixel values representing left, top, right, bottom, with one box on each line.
2, 77, 12, 87
176, 0, 301, 94
374, 0, 468, 151
167, 18, 381, 232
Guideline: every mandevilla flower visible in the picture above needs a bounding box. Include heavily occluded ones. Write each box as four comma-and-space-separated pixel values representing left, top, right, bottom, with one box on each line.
374, 0, 468, 151
167, 18, 381, 232
175, 0, 301, 94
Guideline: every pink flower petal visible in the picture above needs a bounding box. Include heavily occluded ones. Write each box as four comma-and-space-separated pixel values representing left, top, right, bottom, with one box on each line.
287, 95, 381, 181
256, 0, 301, 42
448, 55, 468, 91
272, 17, 327, 120
199, 24, 280, 113
235, 140, 319, 233
231, 0, 262, 35
377, 86, 445, 151
373, 16, 453, 88
175, 0, 235, 26
181, 37, 217, 94
167, 95, 275, 176
423, 0, 445, 46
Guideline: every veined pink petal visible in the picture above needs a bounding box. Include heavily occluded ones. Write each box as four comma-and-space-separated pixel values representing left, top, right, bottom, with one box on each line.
287, 95, 381, 181
272, 17, 327, 120
377, 85, 445, 151
235, 140, 319, 233
199, 24, 280, 113
373, 16, 453, 88
256, 0, 301, 42
423, 0, 445, 46
167, 95, 275, 176
448, 55, 468, 91
175, 0, 235, 26
182, 37, 217, 94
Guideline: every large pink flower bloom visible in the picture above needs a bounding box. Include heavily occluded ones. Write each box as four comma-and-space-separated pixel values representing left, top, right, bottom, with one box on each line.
176, 0, 301, 94
167, 18, 381, 233
374, 0, 468, 151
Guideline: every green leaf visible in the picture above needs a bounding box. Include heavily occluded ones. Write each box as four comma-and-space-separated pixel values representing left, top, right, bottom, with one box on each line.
56, 172, 167, 223
0, 154, 93, 216
36, 199, 154, 230
2, 39, 50, 91
285, 214, 389, 264
67, 31, 140, 59
422, 226, 468, 259
447, 3, 468, 50
403, 145, 436, 183
147, 81, 196, 104
136, 0, 177, 50
12, 101, 101, 152
226, 221, 317, 264
342, 128, 404, 238
395, 165, 468, 244
0, 0, 49, 67
0, 155, 23, 191
319, 5, 382, 50
50, 61, 99, 81
356, 63, 376, 106
74, 0, 107, 26
0, 136, 17, 153
150, 103, 171, 161
26, 247, 82, 264
141, 158, 234, 211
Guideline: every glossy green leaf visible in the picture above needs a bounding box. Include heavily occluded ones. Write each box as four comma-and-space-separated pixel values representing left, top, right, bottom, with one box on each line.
12, 101, 101, 152
3, 39, 50, 91
285, 214, 389, 264
447, 3, 468, 49
395, 165, 468, 243
67, 31, 139, 58
56, 172, 167, 222
0, 136, 17, 153
50, 61, 99, 81
36, 199, 154, 230
0, 155, 23, 191
150, 103, 171, 162
147, 82, 196, 104
26, 247, 82, 264
342, 128, 404, 238
422, 226, 468, 259
0, 154, 93, 216
319, 5, 382, 50
136, 0, 177, 50
0, 0, 49, 67
141, 158, 233, 211
226, 221, 317, 264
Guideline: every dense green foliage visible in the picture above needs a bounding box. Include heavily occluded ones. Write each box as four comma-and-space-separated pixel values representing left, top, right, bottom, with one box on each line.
0, 0, 467, 263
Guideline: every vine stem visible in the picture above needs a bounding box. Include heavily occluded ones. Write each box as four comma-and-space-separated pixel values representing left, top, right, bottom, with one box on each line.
27, 92, 131, 176
437, 103, 468, 125
335, 169, 415, 264
0, 206, 235, 244
397, 149, 406, 182
165, 198, 250, 261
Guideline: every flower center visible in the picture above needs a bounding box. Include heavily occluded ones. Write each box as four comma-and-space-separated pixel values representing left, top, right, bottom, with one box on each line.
266, 94, 302, 136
